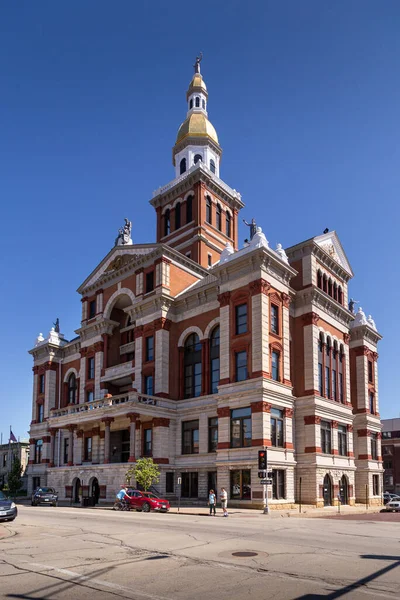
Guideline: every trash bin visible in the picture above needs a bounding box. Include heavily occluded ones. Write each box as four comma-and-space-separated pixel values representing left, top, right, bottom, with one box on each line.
81, 497, 89, 507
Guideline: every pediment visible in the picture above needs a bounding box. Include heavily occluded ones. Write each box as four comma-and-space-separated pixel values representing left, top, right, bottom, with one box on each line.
314, 231, 353, 276
78, 245, 159, 293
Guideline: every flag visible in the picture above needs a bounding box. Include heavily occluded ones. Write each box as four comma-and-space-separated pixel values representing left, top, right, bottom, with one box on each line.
9, 430, 17, 443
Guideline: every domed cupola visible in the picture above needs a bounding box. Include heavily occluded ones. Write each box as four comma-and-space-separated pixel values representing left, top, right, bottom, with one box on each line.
173, 54, 222, 178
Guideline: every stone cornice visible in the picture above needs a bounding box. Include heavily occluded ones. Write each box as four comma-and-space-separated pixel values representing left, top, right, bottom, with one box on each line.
286, 239, 353, 281
349, 325, 382, 345
295, 286, 354, 328
75, 318, 119, 342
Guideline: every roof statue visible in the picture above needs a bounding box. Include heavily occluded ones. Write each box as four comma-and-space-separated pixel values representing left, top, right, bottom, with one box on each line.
53, 318, 60, 333
194, 52, 203, 74
351, 306, 368, 328
249, 227, 269, 249
35, 333, 44, 347
367, 315, 377, 331
243, 218, 257, 240
115, 218, 133, 247
219, 242, 234, 264
348, 298, 359, 314
275, 243, 289, 264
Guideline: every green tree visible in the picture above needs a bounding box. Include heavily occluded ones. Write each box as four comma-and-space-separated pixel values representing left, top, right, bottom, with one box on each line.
125, 457, 160, 491
7, 456, 23, 499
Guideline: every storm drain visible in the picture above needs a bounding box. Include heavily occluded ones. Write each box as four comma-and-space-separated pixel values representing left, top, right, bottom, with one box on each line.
232, 551, 258, 557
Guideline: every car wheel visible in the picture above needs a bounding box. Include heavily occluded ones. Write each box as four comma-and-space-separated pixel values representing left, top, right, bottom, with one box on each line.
142, 502, 151, 513
31, 502, 36, 506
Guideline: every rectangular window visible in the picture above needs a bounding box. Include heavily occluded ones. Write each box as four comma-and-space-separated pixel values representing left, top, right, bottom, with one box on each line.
207, 254, 212, 267
321, 420, 332, 454
383, 460, 392, 469
166, 472, 174, 494
39, 374, 45, 394
272, 470, 286, 499
184, 363, 202, 398
371, 433, 378, 460
89, 300, 96, 319
144, 375, 154, 396
369, 393, 375, 415
87, 357, 95, 380
230, 469, 251, 500
235, 304, 247, 335
2, 455, 6, 468
37, 404, 44, 423
210, 356, 220, 394
182, 420, 199, 454
208, 417, 218, 452
145, 336, 154, 362
272, 350, 280, 382
271, 304, 279, 334
318, 363, 323, 396
145, 271, 154, 294
270, 408, 284, 447
325, 366, 330, 398
63, 438, 69, 464
372, 474, 379, 496
35, 440, 43, 464
230, 407, 252, 448
368, 361, 373, 383
86, 390, 94, 403
338, 425, 347, 456
235, 351, 248, 382
84, 437, 92, 462
143, 428, 152, 456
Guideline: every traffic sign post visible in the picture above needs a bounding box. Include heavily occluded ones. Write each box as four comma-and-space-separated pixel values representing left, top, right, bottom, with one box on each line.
177, 477, 182, 512
260, 448, 269, 514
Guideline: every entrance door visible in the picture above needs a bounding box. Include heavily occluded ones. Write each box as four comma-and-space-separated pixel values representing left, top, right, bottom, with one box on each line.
181, 473, 198, 498
90, 478, 100, 504
73, 478, 81, 503
208, 472, 217, 495
339, 476, 348, 505
323, 474, 332, 507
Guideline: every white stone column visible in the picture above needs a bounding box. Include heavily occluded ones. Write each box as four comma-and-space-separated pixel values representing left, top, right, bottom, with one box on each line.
96, 290, 104, 315
343, 342, 351, 404
45, 368, 57, 416
32, 371, 38, 422
303, 317, 320, 393
250, 284, 270, 376
355, 354, 368, 410
102, 417, 114, 464
81, 297, 88, 324
374, 356, 379, 413
67, 426, 75, 466
216, 407, 230, 449
218, 295, 230, 383
155, 324, 170, 395
94, 343, 104, 400
152, 418, 170, 462
79, 355, 86, 403
332, 421, 338, 454
134, 330, 143, 392
128, 414, 139, 462
199, 412, 208, 454
282, 294, 291, 383
136, 271, 144, 295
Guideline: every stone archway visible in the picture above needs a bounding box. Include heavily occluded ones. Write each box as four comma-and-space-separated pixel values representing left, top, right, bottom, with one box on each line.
72, 477, 81, 504
323, 474, 333, 507
339, 475, 349, 505
89, 477, 100, 505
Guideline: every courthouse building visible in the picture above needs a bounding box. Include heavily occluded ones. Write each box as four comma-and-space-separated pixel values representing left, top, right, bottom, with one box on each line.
27, 61, 383, 508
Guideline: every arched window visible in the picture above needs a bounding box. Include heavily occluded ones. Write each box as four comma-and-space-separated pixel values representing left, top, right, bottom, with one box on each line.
35, 439, 43, 464
323, 274, 328, 293
184, 333, 202, 398
226, 212, 231, 238
333, 282, 338, 301
164, 209, 171, 236
325, 338, 331, 398
194, 154, 202, 164
328, 278, 333, 297
180, 158, 186, 174
206, 196, 212, 224
210, 159, 216, 174
209, 326, 220, 394
338, 286, 343, 305
338, 344, 344, 402
317, 270, 322, 289
202, 99, 205, 109
195, 96, 200, 107
175, 202, 181, 230
318, 333, 324, 396
332, 341, 338, 401
216, 204, 222, 231
186, 195, 193, 223
68, 373, 77, 404
189, 99, 193, 109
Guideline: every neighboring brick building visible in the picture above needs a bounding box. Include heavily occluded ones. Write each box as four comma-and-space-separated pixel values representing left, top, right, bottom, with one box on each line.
27, 61, 383, 508
0, 441, 30, 491
382, 418, 400, 495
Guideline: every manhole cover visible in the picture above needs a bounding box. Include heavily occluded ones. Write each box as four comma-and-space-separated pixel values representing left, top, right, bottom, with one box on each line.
232, 551, 258, 557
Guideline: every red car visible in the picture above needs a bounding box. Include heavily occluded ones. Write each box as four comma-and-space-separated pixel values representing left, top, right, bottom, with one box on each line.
127, 489, 170, 513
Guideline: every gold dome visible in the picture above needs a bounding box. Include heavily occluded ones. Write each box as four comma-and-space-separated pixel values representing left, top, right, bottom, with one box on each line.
187, 74, 207, 96
176, 113, 219, 145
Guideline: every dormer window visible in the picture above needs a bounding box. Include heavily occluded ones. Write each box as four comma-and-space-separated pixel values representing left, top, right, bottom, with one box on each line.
194, 154, 202, 164
195, 96, 200, 107
180, 158, 186, 174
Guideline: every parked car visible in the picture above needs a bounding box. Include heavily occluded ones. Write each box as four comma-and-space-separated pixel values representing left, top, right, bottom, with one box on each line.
383, 492, 400, 504
127, 489, 170, 513
0, 491, 17, 522
384, 500, 400, 512
31, 487, 58, 507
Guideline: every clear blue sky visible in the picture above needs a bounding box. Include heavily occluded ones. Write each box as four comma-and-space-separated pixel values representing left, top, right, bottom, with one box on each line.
1, 1, 399, 441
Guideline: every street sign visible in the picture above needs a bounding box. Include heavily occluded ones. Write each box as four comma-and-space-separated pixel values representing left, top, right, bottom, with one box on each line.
260, 479, 273, 485
177, 477, 182, 485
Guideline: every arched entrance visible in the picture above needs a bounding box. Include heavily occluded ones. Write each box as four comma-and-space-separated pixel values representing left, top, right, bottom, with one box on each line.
323, 474, 332, 507
89, 477, 100, 505
339, 475, 349, 505
72, 478, 81, 504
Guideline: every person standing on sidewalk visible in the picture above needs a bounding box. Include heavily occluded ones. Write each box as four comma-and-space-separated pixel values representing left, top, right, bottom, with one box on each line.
208, 489, 216, 516
220, 487, 228, 517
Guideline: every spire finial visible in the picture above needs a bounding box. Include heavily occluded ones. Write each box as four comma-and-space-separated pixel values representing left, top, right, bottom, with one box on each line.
194, 52, 203, 74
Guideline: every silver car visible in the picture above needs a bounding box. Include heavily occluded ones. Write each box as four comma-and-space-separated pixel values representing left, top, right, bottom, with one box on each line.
0, 490, 18, 522
385, 500, 400, 512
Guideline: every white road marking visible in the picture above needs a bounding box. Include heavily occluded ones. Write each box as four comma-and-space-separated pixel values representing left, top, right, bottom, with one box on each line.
27, 562, 172, 600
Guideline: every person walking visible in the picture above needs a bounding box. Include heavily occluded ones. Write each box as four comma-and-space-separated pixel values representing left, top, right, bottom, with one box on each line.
208, 489, 216, 516
220, 487, 228, 517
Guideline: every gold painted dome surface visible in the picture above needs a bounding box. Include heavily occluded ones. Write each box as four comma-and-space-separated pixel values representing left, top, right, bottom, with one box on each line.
176, 113, 218, 144
187, 74, 207, 93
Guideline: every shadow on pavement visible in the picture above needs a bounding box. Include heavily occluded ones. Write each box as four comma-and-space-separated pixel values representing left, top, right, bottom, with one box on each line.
294, 554, 400, 599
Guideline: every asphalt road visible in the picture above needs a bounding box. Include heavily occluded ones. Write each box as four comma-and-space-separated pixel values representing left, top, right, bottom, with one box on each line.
0, 505, 399, 600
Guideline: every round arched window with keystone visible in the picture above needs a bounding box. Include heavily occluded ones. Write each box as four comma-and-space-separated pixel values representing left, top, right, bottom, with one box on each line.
194, 154, 202, 164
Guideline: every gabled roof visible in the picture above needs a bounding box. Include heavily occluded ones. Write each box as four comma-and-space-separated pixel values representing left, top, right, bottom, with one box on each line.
313, 231, 354, 277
